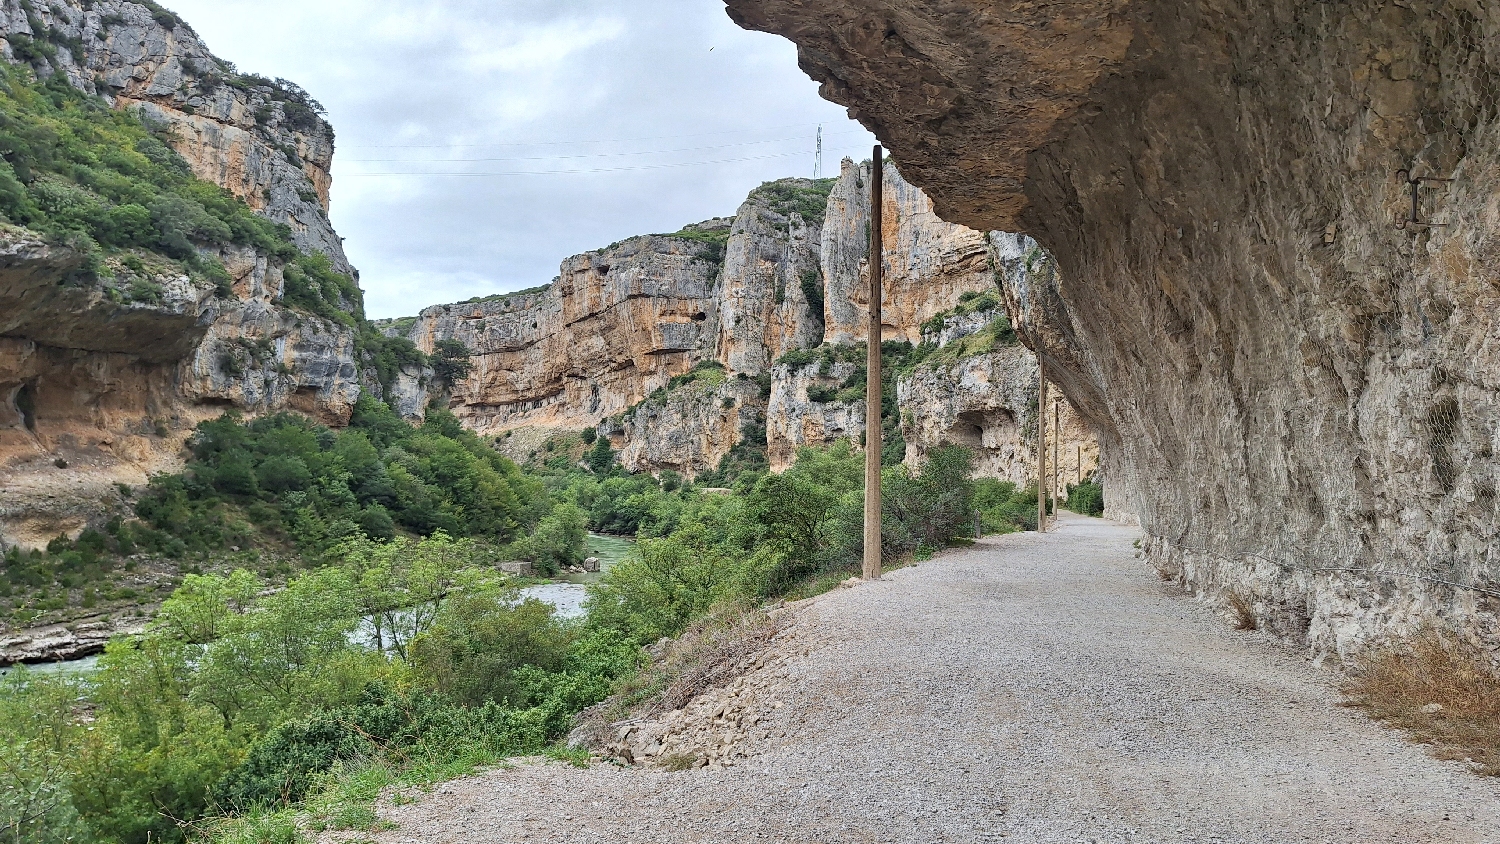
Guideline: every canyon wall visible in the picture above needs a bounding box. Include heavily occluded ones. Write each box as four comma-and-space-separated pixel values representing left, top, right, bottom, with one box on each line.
0, 1, 361, 549
397, 163, 1096, 487
726, 0, 1500, 655
823, 158, 997, 345
0, 0, 351, 273
898, 308, 1098, 488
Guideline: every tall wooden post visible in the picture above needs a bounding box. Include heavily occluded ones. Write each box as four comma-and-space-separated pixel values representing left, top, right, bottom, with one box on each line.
1077, 444, 1083, 486
1037, 362, 1047, 533
863, 147, 885, 580
1053, 399, 1061, 509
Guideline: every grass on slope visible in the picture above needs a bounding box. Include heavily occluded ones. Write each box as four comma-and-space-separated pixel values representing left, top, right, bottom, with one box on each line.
0, 62, 361, 324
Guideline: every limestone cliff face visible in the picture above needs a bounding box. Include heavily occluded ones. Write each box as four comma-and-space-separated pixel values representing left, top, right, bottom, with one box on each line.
0, 232, 358, 548
765, 359, 864, 473
407, 171, 1013, 477
822, 158, 994, 345
608, 377, 767, 477
715, 182, 826, 374
0, 3, 362, 549
897, 311, 1097, 489
397, 229, 725, 435
727, 0, 1500, 655
0, 0, 351, 274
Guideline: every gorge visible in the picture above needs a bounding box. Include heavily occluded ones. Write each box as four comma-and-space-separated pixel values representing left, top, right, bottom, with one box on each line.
380, 158, 1099, 490
723, 0, 1500, 657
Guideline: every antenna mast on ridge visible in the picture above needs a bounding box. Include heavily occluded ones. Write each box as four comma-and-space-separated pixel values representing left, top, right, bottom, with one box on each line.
814, 125, 823, 178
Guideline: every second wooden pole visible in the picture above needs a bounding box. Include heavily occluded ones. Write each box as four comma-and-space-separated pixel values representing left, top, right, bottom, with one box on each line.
863, 147, 884, 580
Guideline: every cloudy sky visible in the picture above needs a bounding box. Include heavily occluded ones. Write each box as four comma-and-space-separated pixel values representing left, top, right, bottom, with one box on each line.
165, 0, 875, 319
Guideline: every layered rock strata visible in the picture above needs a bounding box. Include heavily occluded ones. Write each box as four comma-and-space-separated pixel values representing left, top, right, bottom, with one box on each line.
0, 2, 362, 549
399, 165, 1014, 478
727, 0, 1500, 654
395, 229, 726, 435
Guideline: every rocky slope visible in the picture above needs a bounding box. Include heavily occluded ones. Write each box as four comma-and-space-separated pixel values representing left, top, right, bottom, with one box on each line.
0, 1, 362, 550
726, 0, 1500, 656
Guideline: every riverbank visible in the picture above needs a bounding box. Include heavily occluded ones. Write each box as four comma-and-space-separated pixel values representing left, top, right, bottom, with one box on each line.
339, 515, 1500, 843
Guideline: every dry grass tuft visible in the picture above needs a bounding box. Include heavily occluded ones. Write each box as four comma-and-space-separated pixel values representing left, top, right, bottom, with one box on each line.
657, 752, 697, 772
1226, 593, 1258, 631
1345, 632, 1500, 776
569, 601, 786, 751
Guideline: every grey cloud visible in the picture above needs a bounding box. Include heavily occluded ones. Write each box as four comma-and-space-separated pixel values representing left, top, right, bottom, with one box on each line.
165, 0, 875, 318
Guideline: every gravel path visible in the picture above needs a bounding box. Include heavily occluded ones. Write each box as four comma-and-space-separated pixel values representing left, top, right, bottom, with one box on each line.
337, 514, 1500, 843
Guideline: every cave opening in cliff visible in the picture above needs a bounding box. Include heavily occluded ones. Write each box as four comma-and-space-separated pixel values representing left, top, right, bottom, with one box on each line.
949, 411, 987, 448
13, 383, 36, 433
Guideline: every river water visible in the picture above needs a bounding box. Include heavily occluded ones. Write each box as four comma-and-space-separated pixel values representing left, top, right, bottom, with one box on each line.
3, 536, 631, 675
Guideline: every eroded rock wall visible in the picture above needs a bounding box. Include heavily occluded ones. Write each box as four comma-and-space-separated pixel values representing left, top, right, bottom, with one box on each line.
0, 3, 362, 549
727, 0, 1500, 655
396, 229, 725, 435
608, 377, 767, 477
405, 170, 1018, 477
822, 158, 994, 344
0, 0, 351, 273
766, 359, 865, 472
898, 314, 1097, 489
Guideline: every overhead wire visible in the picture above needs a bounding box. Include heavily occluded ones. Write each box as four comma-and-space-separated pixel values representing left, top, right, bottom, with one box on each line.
342, 151, 813, 177
340, 122, 852, 150
341, 131, 864, 164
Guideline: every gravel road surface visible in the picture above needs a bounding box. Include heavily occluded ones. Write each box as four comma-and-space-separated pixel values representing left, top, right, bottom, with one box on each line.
333, 514, 1500, 843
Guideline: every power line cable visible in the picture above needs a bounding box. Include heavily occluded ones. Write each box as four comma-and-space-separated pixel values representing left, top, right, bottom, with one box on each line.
341, 122, 862, 150
341, 133, 856, 164
339, 148, 877, 177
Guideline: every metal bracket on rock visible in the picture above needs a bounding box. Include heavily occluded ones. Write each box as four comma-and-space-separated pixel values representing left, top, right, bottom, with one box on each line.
1394, 168, 1453, 230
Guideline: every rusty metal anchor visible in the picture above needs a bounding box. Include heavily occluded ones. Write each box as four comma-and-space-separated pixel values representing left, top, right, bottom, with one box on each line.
1394, 168, 1453, 230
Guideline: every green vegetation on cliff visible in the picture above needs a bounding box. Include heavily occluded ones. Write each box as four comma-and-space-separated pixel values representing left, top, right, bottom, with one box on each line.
0, 63, 361, 321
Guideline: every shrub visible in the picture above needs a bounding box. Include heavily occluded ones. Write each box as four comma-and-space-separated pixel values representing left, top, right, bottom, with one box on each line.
506, 504, 587, 576
430, 339, 473, 387
409, 588, 573, 707
1066, 480, 1104, 516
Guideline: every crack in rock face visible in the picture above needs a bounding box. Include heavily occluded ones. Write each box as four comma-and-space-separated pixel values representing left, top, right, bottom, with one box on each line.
725, 0, 1500, 657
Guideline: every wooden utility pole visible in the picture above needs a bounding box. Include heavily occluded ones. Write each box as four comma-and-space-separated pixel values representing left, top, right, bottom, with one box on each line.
1037, 362, 1047, 533
863, 146, 885, 580
1053, 399, 1061, 509
1077, 444, 1083, 486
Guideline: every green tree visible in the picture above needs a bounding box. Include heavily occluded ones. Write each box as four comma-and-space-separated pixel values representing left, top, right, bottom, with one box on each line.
0, 673, 87, 844
409, 575, 572, 707
585, 436, 614, 475
506, 504, 587, 576
430, 339, 473, 387
336, 532, 480, 659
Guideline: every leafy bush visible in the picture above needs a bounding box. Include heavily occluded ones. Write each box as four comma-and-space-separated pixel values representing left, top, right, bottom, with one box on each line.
748, 177, 837, 224
505, 504, 588, 576
1066, 480, 1105, 517
975, 479, 1044, 533
124, 400, 540, 560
